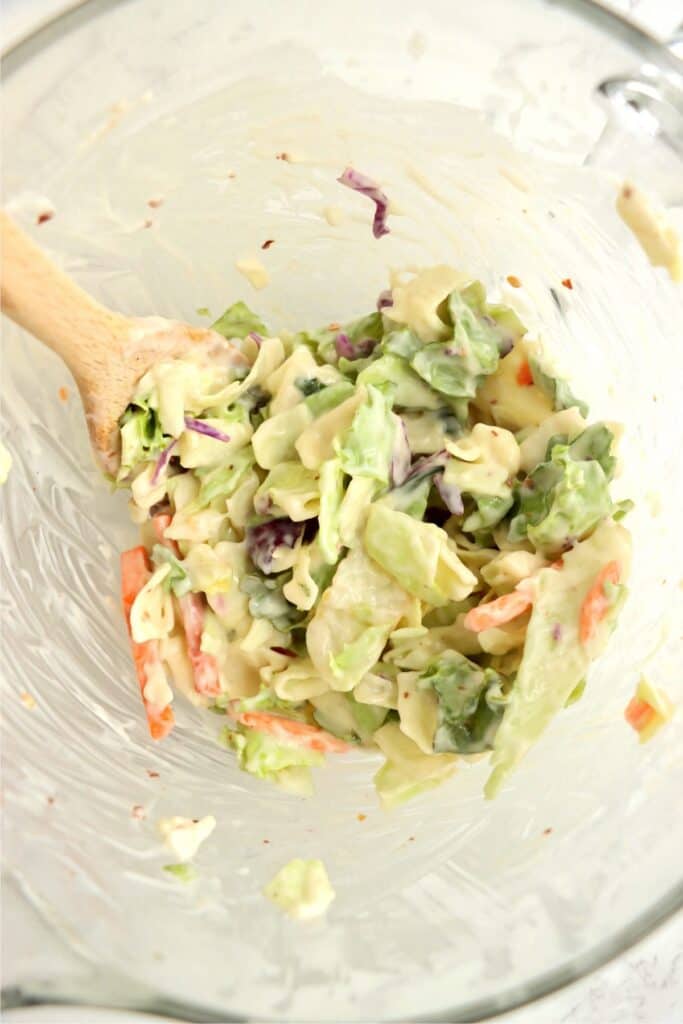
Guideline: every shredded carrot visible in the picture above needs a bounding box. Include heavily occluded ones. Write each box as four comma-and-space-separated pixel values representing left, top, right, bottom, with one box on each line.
233, 710, 350, 754
120, 547, 175, 741
464, 588, 533, 632
516, 359, 534, 387
151, 515, 220, 696
579, 561, 620, 645
58, 386, 69, 402
624, 696, 655, 734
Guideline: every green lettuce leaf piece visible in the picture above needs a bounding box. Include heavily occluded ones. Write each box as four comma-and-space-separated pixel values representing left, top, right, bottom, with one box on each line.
364, 504, 477, 606
263, 858, 335, 919
373, 721, 457, 808
189, 449, 254, 510
358, 354, 443, 410
409, 284, 516, 403
224, 726, 323, 793
254, 462, 319, 521
240, 572, 305, 631
318, 458, 346, 565
528, 356, 589, 417
306, 546, 410, 690
163, 863, 198, 883
230, 688, 307, 718
486, 519, 631, 797
335, 384, 395, 483
304, 380, 355, 417
151, 544, 193, 597
118, 403, 166, 478
296, 377, 327, 397
212, 301, 267, 339
296, 311, 384, 365
382, 328, 422, 360
509, 442, 612, 554
312, 691, 388, 743
567, 423, 616, 478
380, 476, 431, 519
463, 494, 514, 533
420, 651, 507, 754
329, 625, 390, 683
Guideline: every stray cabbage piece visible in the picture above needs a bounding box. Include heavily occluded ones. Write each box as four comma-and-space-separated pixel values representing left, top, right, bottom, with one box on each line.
616, 181, 682, 282
264, 858, 336, 920
223, 726, 323, 797
624, 677, 673, 743
157, 815, 216, 862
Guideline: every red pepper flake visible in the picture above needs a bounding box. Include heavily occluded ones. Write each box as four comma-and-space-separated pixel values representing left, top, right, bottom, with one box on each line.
516, 359, 534, 387
622, 185, 633, 199
506, 275, 522, 288
561, 277, 573, 290
261, 239, 275, 250
47, 796, 56, 806
147, 770, 160, 779
357, 813, 367, 822
58, 386, 69, 402
276, 152, 291, 162
147, 197, 164, 209
36, 210, 54, 225
270, 645, 297, 658
403, 691, 410, 699
543, 827, 553, 836
327, 322, 341, 331
408, 836, 415, 842
262, 839, 270, 844
131, 804, 146, 820
143, 218, 153, 229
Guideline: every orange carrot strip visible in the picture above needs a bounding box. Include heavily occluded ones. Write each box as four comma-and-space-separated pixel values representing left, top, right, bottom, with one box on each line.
233, 710, 350, 754
516, 359, 534, 387
579, 561, 620, 645
120, 546, 175, 741
624, 697, 655, 734
464, 588, 534, 632
152, 516, 221, 697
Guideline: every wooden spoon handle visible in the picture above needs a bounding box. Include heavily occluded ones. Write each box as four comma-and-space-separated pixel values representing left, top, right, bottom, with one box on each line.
0, 211, 128, 381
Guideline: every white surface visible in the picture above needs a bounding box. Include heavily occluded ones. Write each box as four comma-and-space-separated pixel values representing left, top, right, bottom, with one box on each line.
1, 2, 682, 1023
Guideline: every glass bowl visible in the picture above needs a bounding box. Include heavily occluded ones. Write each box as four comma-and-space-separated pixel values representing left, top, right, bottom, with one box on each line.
2, 1, 682, 1020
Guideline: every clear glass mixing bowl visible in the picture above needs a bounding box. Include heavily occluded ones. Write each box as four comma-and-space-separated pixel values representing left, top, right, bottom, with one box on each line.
2, 1, 682, 1020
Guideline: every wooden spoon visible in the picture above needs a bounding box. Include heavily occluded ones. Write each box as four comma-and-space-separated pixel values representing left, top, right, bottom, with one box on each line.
0, 211, 235, 475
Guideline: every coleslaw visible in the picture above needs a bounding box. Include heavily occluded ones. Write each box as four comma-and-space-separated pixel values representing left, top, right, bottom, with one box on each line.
117, 266, 632, 805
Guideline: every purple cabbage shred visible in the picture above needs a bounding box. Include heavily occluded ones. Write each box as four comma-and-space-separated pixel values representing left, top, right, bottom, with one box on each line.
337, 166, 390, 239
184, 417, 231, 443
390, 418, 411, 486
334, 332, 378, 362
151, 439, 177, 485
434, 473, 464, 516
246, 518, 305, 574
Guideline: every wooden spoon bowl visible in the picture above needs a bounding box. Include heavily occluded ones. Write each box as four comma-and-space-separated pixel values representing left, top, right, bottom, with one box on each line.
0, 212, 233, 475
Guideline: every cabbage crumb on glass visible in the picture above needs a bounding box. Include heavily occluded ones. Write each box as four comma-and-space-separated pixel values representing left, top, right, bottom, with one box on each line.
264, 858, 336, 920
116, 265, 633, 804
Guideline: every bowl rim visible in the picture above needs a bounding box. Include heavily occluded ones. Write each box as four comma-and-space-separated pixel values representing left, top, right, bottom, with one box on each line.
2, 1, 682, 1021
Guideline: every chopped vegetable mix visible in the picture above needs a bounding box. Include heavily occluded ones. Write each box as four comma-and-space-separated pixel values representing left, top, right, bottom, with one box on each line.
116, 263, 632, 804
